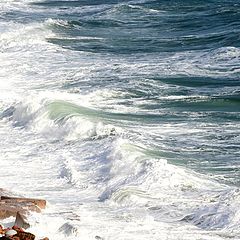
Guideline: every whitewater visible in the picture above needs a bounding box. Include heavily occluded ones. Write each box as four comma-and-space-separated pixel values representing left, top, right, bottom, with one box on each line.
0, 0, 240, 239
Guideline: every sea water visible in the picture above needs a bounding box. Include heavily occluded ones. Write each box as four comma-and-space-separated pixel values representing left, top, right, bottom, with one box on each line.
0, 0, 240, 239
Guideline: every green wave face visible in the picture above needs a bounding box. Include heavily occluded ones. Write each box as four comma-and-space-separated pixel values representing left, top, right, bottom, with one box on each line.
45, 100, 160, 124
46, 100, 101, 122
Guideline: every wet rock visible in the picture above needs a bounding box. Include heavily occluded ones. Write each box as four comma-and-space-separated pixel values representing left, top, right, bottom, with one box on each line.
0, 203, 25, 219
95, 236, 104, 240
0, 195, 47, 239
0, 236, 11, 240
14, 212, 30, 230
1, 197, 46, 210
0, 195, 46, 223
14, 231, 35, 240
58, 222, 78, 236
5, 229, 17, 237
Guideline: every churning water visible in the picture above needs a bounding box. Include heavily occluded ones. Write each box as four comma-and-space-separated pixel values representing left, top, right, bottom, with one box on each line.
0, 0, 240, 239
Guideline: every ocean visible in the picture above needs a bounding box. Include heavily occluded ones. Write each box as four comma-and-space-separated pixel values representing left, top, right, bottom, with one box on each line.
0, 0, 240, 239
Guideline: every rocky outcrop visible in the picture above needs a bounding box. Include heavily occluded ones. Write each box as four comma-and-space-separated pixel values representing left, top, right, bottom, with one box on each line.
1, 197, 46, 210
0, 196, 46, 228
0, 192, 48, 239
14, 212, 30, 230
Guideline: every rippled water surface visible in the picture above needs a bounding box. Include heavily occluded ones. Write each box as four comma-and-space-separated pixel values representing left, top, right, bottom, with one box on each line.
0, 0, 240, 239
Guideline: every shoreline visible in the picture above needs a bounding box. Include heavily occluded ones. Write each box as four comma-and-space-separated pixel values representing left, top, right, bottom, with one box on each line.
0, 188, 48, 240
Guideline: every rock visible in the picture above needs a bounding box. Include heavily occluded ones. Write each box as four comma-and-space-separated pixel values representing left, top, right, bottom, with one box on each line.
5, 229, 17, 237
0, 195, 47, 238
0, 225, 4, 235
14, 231, 35, 240
0, 196, 46, 220
0, 203, 26, 219
0, 197, 46, 210
95, 236, 104, 239
14, 212, 30, 230
0, 236, 11, 239
58, 223, 78, 236
1, 201, 40, 213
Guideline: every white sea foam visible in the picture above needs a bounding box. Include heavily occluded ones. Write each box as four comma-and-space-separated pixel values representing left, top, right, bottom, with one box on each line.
1, 96, 240, 239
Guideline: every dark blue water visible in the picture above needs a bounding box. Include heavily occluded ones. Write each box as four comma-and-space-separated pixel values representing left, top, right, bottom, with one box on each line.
33, 0, 240, 53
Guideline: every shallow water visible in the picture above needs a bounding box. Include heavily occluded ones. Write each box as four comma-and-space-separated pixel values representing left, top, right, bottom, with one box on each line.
0, 0, 240, 239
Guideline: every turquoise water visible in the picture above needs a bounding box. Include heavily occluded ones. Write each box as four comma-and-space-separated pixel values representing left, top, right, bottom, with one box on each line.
0, 0, 240, 239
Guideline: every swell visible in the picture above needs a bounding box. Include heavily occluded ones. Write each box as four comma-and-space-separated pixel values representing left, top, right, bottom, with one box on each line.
31, 0, 130, 7
155, 76, 240, 87
43, 1, 240, 54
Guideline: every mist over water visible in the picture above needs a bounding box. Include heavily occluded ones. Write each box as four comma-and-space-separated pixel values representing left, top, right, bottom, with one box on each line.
0, 0, 240, 239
